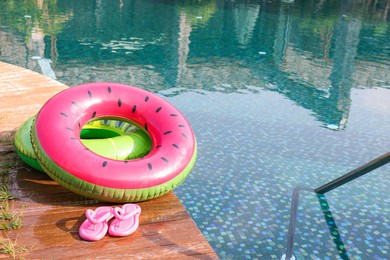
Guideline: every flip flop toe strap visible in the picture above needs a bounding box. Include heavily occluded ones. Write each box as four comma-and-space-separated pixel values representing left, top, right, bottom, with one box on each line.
86, 208, 113, 224
113, 206, 141, 221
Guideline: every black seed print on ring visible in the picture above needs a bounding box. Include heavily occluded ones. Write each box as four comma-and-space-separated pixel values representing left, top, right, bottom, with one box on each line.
181, 133, 187, 138
60, 112, 68, 118
108, 86, 111, 93
66, 127, 73, 131
78, 122, 81, 129
164, 131, 172, 135
71, 101, 79, 107
88, 91, 92, 97
124, 161, 128, 164
156, 107, 162, 113
70, 137, 77, 140
172, 144, 179, 149
145, 96, 149, 102
170, 114, 178, 117
84, 147, 89, 150
144, 123, 148, 132
148, 163, 152, 170
132, 105, 137, 113
102, 161, 107, 167
178, 124, 185, 128
156, 145, 162, 148
118, 99, 122, 107
161, 157, 169, 162
92, 111, 97, 118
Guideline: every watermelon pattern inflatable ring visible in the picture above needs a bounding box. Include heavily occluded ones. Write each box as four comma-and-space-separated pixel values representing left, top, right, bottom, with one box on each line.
31, 82, 197, 202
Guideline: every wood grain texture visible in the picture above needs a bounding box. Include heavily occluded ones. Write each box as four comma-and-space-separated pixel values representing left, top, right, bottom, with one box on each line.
0, 62, 217, 259
0, 62, 67, 132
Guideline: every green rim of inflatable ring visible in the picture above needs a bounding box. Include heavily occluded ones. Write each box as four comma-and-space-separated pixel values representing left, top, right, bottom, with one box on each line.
14, 116, 44, 171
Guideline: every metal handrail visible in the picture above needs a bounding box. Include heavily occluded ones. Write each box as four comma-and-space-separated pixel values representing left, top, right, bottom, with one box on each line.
282, 186, 312, 260
283, 151, 390, 260
315, 151, 390, 194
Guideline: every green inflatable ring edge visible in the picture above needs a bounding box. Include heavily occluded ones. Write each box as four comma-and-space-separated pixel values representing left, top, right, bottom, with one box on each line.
31, 121, 197, 202
14, 116, 44, 172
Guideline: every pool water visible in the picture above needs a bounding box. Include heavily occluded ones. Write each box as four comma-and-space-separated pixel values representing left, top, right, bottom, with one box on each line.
1, 0, 389, 259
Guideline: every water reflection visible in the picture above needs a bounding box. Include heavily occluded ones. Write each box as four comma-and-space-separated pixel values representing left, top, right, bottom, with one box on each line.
2, 0, 388, 130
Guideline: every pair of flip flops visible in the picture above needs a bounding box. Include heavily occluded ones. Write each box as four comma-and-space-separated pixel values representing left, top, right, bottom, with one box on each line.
79, 204, 141, 241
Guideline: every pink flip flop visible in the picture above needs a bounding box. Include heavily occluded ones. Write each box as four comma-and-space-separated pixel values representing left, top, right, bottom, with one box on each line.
108, 204, 141, 237
79, 206, 114, 241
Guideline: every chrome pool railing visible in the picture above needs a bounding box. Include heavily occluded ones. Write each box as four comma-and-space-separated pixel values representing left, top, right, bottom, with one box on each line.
315, 151, 390, 194
282, 151, 390, 260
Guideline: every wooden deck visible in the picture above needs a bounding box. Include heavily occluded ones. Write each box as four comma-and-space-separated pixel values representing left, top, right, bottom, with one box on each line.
0, 62, 217, 259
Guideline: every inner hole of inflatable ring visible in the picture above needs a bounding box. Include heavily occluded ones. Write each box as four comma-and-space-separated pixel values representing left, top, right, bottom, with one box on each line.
79, 116, 152, 161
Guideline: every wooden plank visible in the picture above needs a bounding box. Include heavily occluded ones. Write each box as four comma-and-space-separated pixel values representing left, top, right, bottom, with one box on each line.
3, 190, 214, 259
0, 62, 67, 132
0, 62, 217, 259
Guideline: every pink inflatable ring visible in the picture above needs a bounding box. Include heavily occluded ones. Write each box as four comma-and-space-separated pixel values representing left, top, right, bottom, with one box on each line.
31, 82, 197, 202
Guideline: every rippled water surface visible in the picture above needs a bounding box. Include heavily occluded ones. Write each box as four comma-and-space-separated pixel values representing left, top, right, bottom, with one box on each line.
1, 0, 389, 259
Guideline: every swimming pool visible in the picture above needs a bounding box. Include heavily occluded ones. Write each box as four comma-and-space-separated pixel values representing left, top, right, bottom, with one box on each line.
1, 0, 389, 258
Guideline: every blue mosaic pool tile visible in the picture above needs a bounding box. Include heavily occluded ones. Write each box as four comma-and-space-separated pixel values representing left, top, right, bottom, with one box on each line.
173, 90, 390, 259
